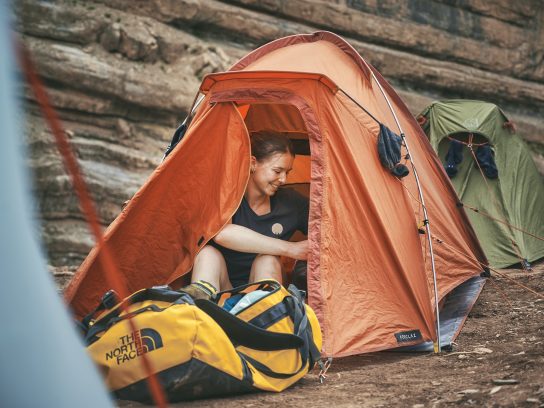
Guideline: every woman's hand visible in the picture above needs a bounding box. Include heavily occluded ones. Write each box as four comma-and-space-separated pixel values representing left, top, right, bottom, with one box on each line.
285, 240, 308, 260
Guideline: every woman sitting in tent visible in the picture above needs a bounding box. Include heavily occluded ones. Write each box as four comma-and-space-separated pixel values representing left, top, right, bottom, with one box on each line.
183, 131, 309, 299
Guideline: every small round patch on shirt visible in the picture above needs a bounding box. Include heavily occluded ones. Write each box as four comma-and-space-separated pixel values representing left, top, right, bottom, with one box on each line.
271, 223, 284, 236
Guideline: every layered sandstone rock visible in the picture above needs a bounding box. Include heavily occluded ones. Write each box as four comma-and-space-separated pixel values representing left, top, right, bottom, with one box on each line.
15, 0, 544, 285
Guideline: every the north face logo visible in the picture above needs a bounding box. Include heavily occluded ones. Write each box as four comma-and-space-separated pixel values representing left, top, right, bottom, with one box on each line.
105, 328, 163, 365
140, 328, 163, 352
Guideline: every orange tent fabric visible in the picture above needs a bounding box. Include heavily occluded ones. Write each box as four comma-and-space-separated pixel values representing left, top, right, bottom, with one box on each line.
65, 32, 486, 357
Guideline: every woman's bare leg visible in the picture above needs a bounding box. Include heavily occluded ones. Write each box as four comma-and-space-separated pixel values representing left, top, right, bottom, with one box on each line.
249, 254, 283, 283
191, 245, 232, 291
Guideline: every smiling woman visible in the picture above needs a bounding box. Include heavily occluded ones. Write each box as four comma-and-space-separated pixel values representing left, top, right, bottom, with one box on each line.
185, 130, 310, 297
247, 131, 295, 204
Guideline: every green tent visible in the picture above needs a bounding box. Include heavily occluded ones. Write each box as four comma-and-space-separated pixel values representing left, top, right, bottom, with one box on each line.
418, 99, 544, 268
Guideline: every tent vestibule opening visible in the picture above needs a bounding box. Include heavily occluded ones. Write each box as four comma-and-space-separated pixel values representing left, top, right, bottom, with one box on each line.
239, 102, 311, 186
236, 101, 313, 285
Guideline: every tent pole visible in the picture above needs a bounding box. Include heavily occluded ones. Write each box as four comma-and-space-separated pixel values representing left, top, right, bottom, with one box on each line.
368, 72, 442, 353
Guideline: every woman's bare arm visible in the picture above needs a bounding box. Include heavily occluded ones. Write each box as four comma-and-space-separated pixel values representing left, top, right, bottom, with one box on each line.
213, 224, 308, 260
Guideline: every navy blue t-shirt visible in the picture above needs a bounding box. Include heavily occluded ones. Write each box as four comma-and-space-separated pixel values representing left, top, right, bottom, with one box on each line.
212, 188, 309, 287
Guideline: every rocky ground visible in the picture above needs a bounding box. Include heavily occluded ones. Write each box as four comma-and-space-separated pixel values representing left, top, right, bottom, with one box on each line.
118, 262, 543, 408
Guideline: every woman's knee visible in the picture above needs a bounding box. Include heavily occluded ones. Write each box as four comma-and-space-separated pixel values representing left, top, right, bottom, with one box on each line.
195, 245, 223, 263
192, 245, 227, 285
251, 254, 282, 283
253, 254, 282, 270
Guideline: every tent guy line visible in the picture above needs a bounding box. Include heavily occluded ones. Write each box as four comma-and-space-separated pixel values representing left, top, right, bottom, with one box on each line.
396, 173, 543, 301
467, 138, 531, 270
485, 277, 513, 308
462, 204, 544, 242
432, 236, 544, 300
397, 173, 543, 301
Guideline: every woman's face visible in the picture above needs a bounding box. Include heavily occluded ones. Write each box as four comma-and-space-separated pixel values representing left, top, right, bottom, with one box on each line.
251, 152, 294, 197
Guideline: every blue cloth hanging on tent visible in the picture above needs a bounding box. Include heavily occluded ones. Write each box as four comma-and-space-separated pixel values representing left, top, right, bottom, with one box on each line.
474, 145, 498, 179
444, 140, 463, 178
377, 124, 409, 178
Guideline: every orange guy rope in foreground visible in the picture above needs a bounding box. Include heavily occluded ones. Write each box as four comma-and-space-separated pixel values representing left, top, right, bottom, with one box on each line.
485, 277, 513, 308
17, 39, 168, 408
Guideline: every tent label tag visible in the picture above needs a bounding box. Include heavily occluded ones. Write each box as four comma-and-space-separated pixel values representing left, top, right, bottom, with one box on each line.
394, 329, 422, 343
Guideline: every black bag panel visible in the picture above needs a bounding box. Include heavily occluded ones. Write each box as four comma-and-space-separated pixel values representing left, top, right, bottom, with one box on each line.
115, 358, 256, 403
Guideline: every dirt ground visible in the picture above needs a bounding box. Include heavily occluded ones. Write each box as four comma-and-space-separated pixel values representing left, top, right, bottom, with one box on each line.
120, 263, 544, 408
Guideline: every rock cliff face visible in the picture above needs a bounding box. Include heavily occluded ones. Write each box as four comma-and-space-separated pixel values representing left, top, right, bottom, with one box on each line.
16, 0, 544, 281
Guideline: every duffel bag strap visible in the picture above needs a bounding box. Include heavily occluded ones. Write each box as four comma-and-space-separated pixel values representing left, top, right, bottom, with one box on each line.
194, 299, 304, 351
234, 293, 314, 380
80, 289, 120, 332
238, 351, 307, 379
196, 294, 314, 380
286, 284, 322, 368
84, 304, 163, 344
111, 285, 195, 309
83, 286, 193, 345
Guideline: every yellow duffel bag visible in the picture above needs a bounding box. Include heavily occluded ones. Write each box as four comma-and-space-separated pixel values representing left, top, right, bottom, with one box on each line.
82, 280, 322, 402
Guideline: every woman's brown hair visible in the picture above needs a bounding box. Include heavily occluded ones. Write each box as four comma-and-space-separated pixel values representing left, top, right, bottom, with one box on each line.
250, 130, 295, 162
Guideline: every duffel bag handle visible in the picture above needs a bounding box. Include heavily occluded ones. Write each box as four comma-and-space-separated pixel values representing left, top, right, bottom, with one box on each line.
194, 299, 304, 351
82, 286, 193, 344
84, 304, 164, 345
80, 289, 120, 330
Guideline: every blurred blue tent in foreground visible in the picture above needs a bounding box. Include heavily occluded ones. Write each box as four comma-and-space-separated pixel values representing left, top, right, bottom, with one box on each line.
0, 1, 113, 406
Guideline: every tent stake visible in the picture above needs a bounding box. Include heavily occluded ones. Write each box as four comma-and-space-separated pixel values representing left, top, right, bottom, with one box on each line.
367, 70, 442, 353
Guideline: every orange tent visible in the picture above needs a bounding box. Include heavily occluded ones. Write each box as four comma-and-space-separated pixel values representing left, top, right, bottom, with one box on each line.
65, 32, 487, 357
